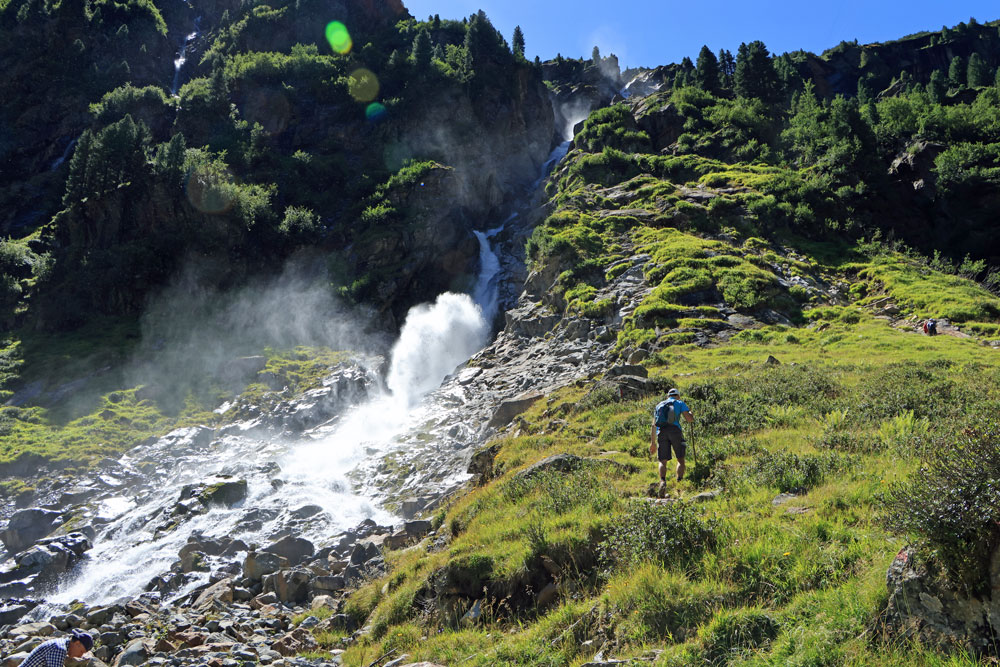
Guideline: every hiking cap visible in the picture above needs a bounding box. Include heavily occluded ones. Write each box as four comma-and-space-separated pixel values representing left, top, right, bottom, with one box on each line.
71, 629, 94, 651
667, 388, 679, 397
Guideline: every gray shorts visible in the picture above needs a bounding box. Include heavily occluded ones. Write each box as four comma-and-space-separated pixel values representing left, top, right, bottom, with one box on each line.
657, 425, 686, 461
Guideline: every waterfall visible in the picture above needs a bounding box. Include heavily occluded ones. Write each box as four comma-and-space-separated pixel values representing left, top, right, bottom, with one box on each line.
170, 19, 201, 96
36, 133, 570, 611
49, 138, 77, 171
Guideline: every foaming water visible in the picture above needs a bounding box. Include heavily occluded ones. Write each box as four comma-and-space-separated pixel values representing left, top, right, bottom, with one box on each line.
386, 293, 488, 406
42, 228, 505, 609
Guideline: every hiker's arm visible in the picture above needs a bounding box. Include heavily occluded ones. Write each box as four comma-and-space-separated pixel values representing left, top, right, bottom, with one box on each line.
683, 411, 694, 423
649, 424, 656, 456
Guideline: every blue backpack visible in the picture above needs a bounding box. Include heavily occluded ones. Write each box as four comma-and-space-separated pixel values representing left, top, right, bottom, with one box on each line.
654, 399, 677, 427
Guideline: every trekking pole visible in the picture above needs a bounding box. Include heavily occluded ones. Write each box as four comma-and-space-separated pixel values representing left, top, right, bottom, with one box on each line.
690, 420, 697, 468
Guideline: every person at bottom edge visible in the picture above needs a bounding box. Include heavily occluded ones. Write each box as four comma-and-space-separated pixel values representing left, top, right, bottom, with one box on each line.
19, 629, 93, 667
649, 387, 694, 498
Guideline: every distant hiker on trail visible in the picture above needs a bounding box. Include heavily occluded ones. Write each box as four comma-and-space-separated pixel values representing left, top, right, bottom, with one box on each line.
650, 388, 694, 497
19, 629, 92, 667
923, 318, 937, 336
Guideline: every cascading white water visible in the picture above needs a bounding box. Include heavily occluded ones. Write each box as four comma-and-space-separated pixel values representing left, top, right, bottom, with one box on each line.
34, 118, 582, 613
49, 138, 77, 171
170, 21, 200, 96
43, 220, 509, 609
386, 294, 489, 407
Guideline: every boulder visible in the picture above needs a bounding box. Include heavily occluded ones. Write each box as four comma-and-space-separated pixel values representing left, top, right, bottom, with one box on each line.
884, 546, 1000, 653
198, 478, 248, 507
112, 639, 149, 667
349, 541, 381, 566
487, 392, 544, 430
467, 443, 500, 484
310, 576, 346, 593
9, 621, 56, 636
262, 536, 314, 565
193, 578, 234, 610
270, 628, 318, 656
266, 568, 311, 604
244, 550, 288, 581
1, 508, 63, 554
404, 520, 432, 539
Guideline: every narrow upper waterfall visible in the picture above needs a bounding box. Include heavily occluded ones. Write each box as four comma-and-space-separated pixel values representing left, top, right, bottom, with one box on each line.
170, 20, 201, 96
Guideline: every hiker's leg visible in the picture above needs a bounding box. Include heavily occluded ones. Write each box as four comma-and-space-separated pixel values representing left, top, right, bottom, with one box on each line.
658, 460, 668, 482
676, 456, 685, 481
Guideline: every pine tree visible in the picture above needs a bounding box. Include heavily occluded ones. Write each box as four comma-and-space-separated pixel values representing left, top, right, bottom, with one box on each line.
967, 52, 990, 87
734, 41, 781, 103
512, 25, 525, 59
718, 48, 735, 89
432, 14, 440, 30
153, 132, 187, 187
63, 130, 95, 206
695, 45, 721, 94
949, 55, 965, 87
411, 26, 432, 69
928, 69, 948, 101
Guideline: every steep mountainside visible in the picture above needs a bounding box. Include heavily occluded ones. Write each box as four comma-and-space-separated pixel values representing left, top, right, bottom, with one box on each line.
3, 5, 1000, 667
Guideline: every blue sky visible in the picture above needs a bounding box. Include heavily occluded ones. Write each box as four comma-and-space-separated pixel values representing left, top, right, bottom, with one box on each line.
401, 0, 999, 70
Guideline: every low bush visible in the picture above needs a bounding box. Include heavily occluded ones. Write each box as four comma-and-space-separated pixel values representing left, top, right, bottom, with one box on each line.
886, 423, 1000, 593
599, 499, 717, 570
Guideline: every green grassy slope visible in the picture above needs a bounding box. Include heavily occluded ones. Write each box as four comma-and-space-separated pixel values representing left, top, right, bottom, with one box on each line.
330, 94, 1000, 666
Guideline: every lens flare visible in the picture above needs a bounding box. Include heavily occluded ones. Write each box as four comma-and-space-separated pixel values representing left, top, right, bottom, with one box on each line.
325, 21, 352, 54
348, 68, 380, 103
186, 165, 235, 214
365, 102, 387, 122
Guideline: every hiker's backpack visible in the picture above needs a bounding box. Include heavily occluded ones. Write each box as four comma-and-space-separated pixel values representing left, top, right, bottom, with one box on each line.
654, 399, 677, 426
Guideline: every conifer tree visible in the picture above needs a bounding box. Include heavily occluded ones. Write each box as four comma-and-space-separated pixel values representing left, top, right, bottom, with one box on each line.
734, 40, 781, 103
695, 45, 721, 94
949, 55, 965, 87
63, 130, 95, 206
718, 48, 735, 89
967, 53, 990, 88
512, 25, 525, 59
928, 69, 947, 101
411, 26, 432, 69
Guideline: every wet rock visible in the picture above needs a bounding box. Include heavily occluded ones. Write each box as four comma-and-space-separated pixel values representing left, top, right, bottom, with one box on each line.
262, 536, 314, 566
198, 478, 248, 508
1, 508, 63, 554
0, 600, 36, 626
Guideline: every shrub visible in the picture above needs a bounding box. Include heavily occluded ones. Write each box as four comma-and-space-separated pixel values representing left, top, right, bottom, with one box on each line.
886, 424, 1000, 593
600, 499, 716, 570
700, 607, 781, 664
739, 450, 852, 493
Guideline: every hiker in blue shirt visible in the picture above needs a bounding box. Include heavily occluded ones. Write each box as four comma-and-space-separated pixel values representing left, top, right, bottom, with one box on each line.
20, 629, 93, 667
649, 388, 694, 497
